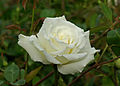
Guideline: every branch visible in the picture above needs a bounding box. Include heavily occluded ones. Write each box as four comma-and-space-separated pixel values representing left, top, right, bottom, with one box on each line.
34, 71, 54, 86
68, 56, 120, 86
91, 29, 110, 44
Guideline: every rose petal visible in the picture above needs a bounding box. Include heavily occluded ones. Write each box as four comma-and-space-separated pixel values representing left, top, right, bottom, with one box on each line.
18, 34, 50, 64
57, 53, 94, 74
33, 39, 62, 64
74, 31, 90, 54
57, 47, 99, 74
37, 16, 82, 51
37, 16, 68, 51
55, 53, 87, 64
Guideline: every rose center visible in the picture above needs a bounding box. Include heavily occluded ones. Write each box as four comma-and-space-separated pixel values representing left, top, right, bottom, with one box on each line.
52, 29, 74, 44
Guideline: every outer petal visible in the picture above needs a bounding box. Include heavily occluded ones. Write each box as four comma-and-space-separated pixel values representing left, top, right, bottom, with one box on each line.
57, 48, 98, 74
55, 53, 87, 64
18, 34, 50, 64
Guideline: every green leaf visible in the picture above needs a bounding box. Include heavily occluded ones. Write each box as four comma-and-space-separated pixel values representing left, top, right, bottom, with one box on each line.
101, 65, 111, 74
40, 9, 56, 17
111, 46, 120, 56
10, 79, 25, 86
0, 80, 4, 85
58, 77, 66, 86
32, 76, 40, 86
115, 58, 120, 68
3, 58, 8, 66
25, 66, 42, 83
102, 76, 114, 86
107, 29, 120, 45
87, 77, 95, 86
107, 29, 120, 56
4, 63, 19, 82
99, 1, 112, 22
20, 69, 25, 79
1, 84, 9, 86
87, 13, 98, 28
90, 25, 108, 33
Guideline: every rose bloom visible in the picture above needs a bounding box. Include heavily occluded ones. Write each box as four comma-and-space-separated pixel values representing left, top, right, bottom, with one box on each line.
18, 16, 99, 74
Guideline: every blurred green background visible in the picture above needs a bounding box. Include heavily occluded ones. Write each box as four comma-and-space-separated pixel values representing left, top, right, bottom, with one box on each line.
1, 0, 120, 86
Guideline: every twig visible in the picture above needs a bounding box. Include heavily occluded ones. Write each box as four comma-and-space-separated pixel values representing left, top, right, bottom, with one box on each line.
5, 24, 26, 32
68, 56, 120, 86
91, 29, 110, 44
34, 71, 54, 86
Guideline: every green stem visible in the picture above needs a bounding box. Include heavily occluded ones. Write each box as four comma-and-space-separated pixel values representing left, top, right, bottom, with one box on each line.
54, 65, 59, 86
25, 8, 35, 75
113, 66, 118, 86
16, 6, 20, 24
97, 44, 108, 62
25, 53, 28, 75
30, 8, 35, 35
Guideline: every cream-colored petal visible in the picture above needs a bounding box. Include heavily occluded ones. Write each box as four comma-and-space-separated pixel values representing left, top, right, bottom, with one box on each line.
73, 31, 90, 54
37, 16, 67, 38
57, 46, 99, 74
37, 16, 68, 52
55, 53, 87, 64
18, 34, 50, 64
43, 51, 62, 64
33, 39, 61, 64
57, 53, 94, 74
62, 53, 87, 61
37, 16, 82, 51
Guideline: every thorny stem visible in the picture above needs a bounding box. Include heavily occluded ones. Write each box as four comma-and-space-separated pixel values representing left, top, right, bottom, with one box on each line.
68, 56, 120, 86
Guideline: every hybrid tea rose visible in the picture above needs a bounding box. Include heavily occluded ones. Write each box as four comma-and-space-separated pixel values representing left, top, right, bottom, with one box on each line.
18, 16, 99, 74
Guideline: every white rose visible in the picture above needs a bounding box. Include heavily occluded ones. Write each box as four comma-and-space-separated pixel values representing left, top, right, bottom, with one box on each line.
18, 16, 99, 74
